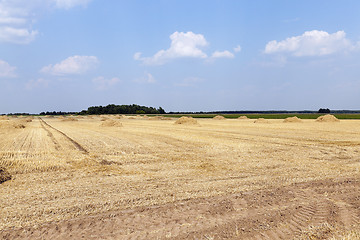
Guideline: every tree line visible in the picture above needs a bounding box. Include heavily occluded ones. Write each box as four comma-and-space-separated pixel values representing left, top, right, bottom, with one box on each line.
39, 104, 166, 115
81, 104, 165, 115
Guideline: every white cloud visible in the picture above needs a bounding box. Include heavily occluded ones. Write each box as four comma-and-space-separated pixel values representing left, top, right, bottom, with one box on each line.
264, 30, 355, 56
0, 26, 38, 44
54, 0, 92, 9
211, 50, 234, 59
134, 72, 156, 84
234, 45, 242, 52
41, 55, 99, 75
26, 78, 49, 90
135, 31, 209, 65
92, 76, 120, 90
0, 60, 16, 78
0, 0, 91, 44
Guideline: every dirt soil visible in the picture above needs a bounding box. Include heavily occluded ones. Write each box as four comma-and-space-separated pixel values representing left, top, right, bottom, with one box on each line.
1, 178, 359, 240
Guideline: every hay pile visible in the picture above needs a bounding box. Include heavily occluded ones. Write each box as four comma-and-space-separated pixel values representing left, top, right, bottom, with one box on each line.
254, 118, 269, 123
238, 116, 249, 120
0, 116, 8, 120
213, 115, 226, 120
128, 117, 136, 119
62, 117, 78, 122
161, 117, 173, 120
283, 116, 302, 123
174, 116, 199, 125
148, 116, 165, 120
0, 167, 11, 184
100, 119, 123, 127
12, 120, 26, 129
316, 114, 340, 122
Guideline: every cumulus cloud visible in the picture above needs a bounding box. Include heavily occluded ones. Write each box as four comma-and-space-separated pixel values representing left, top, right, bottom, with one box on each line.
26, 78, 49, 90
211, 50, 234, 59
234, 45, 242, 52
134, 72, 156, 84
0, 0, 91, 44
134, 31, 209, 65
0, 26, 38, 44
92, 76, 120, 90
0, 60, 16, 78
54, 0, 92, 9
41, 55, 99, 75
264, 30, 355, 56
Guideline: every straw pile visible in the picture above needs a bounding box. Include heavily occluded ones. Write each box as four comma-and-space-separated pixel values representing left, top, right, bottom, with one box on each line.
254, 118, 269, 123
148, 116, 165, 120
316, 114, 340, 122
100, 119, 123, 127
283, 116, 302, 123
213, 115, 226, 120
0, 167, 11, 184
174, 116, 199, 125
238, 116, 249, 120
0, 116, 8, 120
12, 120, 26, 129
62, 117, 78, 122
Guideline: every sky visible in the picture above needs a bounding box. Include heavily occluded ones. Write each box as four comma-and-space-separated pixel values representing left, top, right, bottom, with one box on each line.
1, 0, 360, 113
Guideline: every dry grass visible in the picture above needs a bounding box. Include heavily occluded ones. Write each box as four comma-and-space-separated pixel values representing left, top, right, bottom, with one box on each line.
0, 117, 360, 236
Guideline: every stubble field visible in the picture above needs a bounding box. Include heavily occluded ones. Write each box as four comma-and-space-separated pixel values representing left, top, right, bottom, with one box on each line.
0, 115, 360, 239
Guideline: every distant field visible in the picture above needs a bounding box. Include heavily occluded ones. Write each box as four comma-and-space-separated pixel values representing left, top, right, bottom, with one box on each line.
164, 113, 360, 119
1, 115, 360, 239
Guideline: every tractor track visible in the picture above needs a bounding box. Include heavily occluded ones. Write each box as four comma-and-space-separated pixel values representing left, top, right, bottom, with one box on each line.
39, 118, 88, 154
1, 178, 359, 239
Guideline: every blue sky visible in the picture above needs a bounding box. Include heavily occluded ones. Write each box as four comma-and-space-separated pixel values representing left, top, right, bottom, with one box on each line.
1, 0, 360, 113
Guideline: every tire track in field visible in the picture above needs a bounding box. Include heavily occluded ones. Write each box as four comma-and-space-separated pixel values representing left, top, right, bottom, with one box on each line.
39, 118, 88, 154
39, 118, 60, 151
2, 178, 359, 240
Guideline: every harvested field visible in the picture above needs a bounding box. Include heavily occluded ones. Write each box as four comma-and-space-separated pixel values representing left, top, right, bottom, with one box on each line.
0, 117, 360, 239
